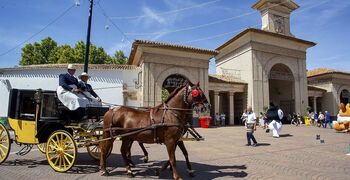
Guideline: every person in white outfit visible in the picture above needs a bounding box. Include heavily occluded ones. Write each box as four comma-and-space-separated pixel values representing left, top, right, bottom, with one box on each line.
266, 103, 283, 138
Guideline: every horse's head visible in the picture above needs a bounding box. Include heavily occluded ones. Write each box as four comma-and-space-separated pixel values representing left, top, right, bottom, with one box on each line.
183, 81, 210, 113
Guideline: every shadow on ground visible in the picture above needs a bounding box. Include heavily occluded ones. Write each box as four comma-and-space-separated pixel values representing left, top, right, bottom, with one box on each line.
2, 152, 248, 179
256, 143, 271, 146
279, 134, 293, 137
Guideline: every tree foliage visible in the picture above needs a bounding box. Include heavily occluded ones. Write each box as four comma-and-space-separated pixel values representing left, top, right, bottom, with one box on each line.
20, 37, 128, 65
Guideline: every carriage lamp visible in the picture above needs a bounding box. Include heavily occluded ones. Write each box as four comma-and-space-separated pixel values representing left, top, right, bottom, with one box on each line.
34, 89, 43, 104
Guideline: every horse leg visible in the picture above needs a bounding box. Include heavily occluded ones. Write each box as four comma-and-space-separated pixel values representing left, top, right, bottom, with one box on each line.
138, 142, 149, 163
100, 139, 114, 176
126, 141, 135, 167
165, 141, 182, 180
177, 141, 194, 177
121, 140, 134, 177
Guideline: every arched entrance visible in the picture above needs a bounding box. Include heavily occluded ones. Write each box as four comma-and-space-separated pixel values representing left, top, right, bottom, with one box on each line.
268, 63, 295, 115
162, 74, 188, 101
340, 89, 349, 104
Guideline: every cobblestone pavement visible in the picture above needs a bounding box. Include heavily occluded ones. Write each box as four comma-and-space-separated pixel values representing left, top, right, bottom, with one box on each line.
0, 125, 349, 180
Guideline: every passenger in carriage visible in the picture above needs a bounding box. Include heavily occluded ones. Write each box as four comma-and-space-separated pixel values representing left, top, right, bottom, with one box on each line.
78, 72, 101, 103
56, 64, 101, 111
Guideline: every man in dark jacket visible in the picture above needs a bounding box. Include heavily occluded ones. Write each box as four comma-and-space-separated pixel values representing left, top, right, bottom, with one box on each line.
59, 64, 79, 92
78, 72, 101, 102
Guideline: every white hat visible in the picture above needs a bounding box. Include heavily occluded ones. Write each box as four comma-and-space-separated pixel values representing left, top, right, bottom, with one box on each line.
79, 72, 90, 79
67, 64, 76, 70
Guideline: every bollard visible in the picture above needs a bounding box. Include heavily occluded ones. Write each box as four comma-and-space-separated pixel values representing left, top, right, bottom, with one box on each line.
347, 144, 350, 156
316, 134, 321, 144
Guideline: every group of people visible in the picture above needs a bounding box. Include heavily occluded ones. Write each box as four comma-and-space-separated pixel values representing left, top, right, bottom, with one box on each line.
241, 103, 284, 146
57, 64, 102, 111
308, 111, 333, 128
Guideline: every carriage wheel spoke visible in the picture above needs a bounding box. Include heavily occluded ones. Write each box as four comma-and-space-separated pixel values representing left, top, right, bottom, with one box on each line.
59, 155, 63, 168
54, 155, 60, 166
49, 154, 59, 162
63, 154, 72, 165
0, 144, 8, 150
90, 145, 98, 152
48, 143, 58, 151
62, 155, 66, 169
0, 130, 4, 138
63, 152, 74, 159
51, 139, 59, 149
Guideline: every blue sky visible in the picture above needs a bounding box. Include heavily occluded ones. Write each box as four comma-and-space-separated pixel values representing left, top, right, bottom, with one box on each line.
0, 0, 349, 74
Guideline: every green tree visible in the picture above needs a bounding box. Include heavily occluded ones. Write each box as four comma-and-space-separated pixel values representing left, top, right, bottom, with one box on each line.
161, 88, 169, 102
20, 37, 128, 65
107, 50, 128, 64
55, 45, 75, 63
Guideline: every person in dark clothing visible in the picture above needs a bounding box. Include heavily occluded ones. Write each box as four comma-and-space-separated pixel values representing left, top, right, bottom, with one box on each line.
58, 64, 79, 92
266, 102, 283, 138
78, 72, 101, 103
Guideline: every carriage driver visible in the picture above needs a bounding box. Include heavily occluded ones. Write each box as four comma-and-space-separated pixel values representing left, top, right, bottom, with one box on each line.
78, 72, 101, 103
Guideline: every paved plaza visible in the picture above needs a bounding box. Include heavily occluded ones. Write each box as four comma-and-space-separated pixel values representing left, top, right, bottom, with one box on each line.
0, 125, 349, 180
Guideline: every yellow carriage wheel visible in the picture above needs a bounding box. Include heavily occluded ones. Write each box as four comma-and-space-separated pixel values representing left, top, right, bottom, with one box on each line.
46, 130, 77, 172
0, 123, 11, 164
37, 143, 46, 153
86, 128, 112, 160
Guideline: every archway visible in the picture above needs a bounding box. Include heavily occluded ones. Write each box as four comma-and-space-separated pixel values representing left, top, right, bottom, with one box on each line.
162, 74, 188, 101
340, 89, 349, 104
268, 63, 295, 115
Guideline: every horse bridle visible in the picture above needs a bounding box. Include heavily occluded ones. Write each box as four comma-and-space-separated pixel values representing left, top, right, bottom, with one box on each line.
183, 84, 209, 109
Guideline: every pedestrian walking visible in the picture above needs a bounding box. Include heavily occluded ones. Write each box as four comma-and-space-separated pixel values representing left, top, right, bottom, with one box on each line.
318, 112, 325, 128
215, 113, 221, 127
324, 111, 333, 129
245, 106, 258, 147
220, 113, 226, 126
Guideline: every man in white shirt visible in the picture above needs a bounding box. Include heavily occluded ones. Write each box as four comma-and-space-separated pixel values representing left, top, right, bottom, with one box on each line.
245, 106, 258, 146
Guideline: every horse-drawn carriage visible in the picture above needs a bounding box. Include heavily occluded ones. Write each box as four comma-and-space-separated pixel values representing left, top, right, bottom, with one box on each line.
0, 88, 110, 172
0, 82, 208, 179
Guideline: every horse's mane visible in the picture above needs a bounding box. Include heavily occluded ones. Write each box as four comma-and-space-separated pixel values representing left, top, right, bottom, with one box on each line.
164, 84, 187, 104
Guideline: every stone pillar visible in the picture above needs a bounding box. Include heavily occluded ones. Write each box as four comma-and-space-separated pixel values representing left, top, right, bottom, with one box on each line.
313, 96, 317, 113
229, 91, 235, 125
214, 91, 220, 115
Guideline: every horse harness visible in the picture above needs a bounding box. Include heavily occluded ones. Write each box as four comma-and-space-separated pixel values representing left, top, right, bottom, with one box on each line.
103, 84, 206, 143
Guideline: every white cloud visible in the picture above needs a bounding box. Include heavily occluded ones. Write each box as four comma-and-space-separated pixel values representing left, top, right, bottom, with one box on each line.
141, 6, 166, 25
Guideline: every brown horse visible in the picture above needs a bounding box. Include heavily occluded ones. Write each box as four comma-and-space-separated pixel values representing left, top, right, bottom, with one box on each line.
100, 82, 208, 180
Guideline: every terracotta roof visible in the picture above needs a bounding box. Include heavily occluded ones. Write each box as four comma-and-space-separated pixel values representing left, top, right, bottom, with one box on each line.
307, 68, 350, 78
209, 75, 246, 85
216, 28, 316, 51
128, 39, 219, 65
0, 64, 140, 71
307, 85, 326, 92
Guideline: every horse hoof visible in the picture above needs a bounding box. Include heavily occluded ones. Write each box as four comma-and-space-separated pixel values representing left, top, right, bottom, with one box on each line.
100, 170, 109, 176
143, 156, 149, 163
187, 169, 195, 177
127, 170, 135, 178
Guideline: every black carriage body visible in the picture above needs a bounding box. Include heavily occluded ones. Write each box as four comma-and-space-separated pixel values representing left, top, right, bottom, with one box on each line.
7, 88, 109, 144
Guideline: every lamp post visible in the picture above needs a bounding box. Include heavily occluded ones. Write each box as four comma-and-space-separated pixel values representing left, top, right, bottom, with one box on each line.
84, 0, 93, 73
